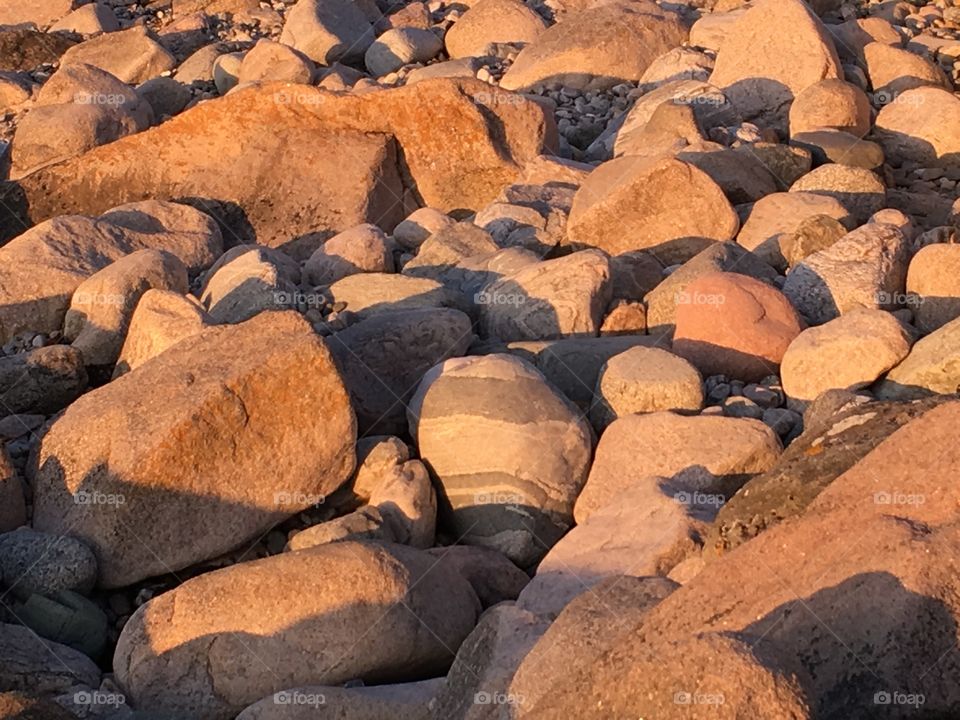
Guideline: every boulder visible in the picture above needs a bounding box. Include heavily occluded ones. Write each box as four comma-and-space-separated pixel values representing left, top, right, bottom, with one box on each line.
672, 272, 804, 382
874, 86, 960, 168
199, 245, 300, 324
781, 213, 849, 267
0, 622, 100, 697
906, 244, 960, 334
365, 28, 443, 77
59, 26, 177, 84
676, 141, 779, 204
781, 309, 911, 402
0, 28, 76, 73
47, 2, 119, 34
29, 312, 357, 587
789, 164, 886, 223
279, 0, 375, 65
875, 315, 960, 400
736, 191, 854, 270
576, 411, 781, 523
478, 250, 612, 341
644, 241, 779, 335
303, 224, 394, 286
782, 223, 909, 325
0, 449, 24, 533
328, 308, 474, 435
0, 80, 550, 257
708, 0, 842, 135
0, 527, 97, 599
444, 0, 547, 59
0, 0, 84, 28
424, 545, 530, 609
566, 156, 738, 261
63, 249, 189, 367
323, 273, 470, 320
408, 353, 593, 567
518, 476, 711, 618
787, 79, 871, 137
790, 128, 885, 170
113, 289, 211, 377
393, 207, 457, 251
863, 41, 950, 96
0, 346, 87, 418
0, 201, 222, 344
590, 346, 703, 429
236, 39, 315, 85
0, 692, 76, 720
499, 0, 688, 92
235, 680, 443, 720
114, 542, 480, 719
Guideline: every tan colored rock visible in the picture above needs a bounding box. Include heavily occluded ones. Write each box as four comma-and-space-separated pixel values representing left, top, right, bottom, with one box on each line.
0, 346, 87, 418
781, 308, 911, 402
567, 156, 738, 260
0, 0, 83, 28
737, 191, 853, 270
576, 411, 780, 523
688, 8, 746, 51
236, 39, 314, 85
408, 353, 593, 566
1, 80, 550, 258
445, 0, 546, 59
29, 312, 357, 588
874, 86, 960, 168
827, 16, 902, 62
875, 316, 960, 399
676, 141, 779, 204
788, 79, 871, 137
279, 0, 374, 65
392, 207, 457, 251
47, 2, 120, 34
63, 249, 188, 367
113, 289, 211, 377
590, 347, 703, 429
864, 41, 950, 97
304, 224, 394, 286
672, 272, 804, 382
115, 542, 480, 719
708, 0, 842, 134
0, 202, 221, 345
519, 476, 711, 618
637, 47, 715, 94
599, 299, 647, 336
59, 26, 176, 84
424, 545, 530, 609
324, 272, 469, 320
782, 223, 909, 325
200, 245, 300, 324
499, 0, 688, 92
789, 164, 886, 223
478, 250, 612, 341
907, 244, 960, 334
365, 27, 443, 77
0, 692, 77, 720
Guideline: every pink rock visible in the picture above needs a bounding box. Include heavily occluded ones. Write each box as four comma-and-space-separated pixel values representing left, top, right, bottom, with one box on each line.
672, 272, 802, 381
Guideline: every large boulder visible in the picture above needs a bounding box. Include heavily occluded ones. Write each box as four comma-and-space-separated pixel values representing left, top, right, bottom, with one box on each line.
0, 201, 222, 345
0, 80, 551, 258
566, 156, 738, 261
907, 244, 960, 334
875, 315, 960, 400
576, 411, 781, 522
279, 0, 375, 65
114, 542, 481, 719
408, 353, 593, 567
29, 312, 357, 588
444, 0, 547, 60
782, 223, 909, 325
874, 86, 960, 169
0, 0, 84, 28
780, 309, 911, 402
478, 250, 612, 342
672, 272, 803, 382
328, 308, 474, 436
499, 0, 688, 92
708, 0, 842, 135
58, 26, 176, 85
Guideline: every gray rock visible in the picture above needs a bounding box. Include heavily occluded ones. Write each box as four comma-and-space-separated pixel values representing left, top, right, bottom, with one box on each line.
0, 527, 97, 599
0, 346, 87, 418
0, 622, 100, 697
279, 0, 375, 65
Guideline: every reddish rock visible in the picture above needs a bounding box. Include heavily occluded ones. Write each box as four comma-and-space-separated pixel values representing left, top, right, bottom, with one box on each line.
672, 272, 803, 382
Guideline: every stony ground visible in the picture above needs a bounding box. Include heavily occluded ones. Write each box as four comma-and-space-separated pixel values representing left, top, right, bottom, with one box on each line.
0, 0, 959, 717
